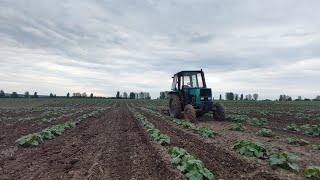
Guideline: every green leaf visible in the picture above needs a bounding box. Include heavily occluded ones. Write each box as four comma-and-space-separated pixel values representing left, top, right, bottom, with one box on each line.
169, 146, 215, 180
288, 163, 299, 172
64, 121, 76, 129
312, 144, 320, 150
269, 152, 299, 172
304, 166, 320, 179
229, 123, 245, 131
198, 127, 215, 137
40, 129, 55, 140
269, 156, 285, 166
257, 128, 273, 137
171, 157, 182, 164
186, 170, 203, 180
287, 136, 310, 146
169, 147, 187, 158
233, 140, 267, 158
201, 168, 215, 180
16, 133, 43, 147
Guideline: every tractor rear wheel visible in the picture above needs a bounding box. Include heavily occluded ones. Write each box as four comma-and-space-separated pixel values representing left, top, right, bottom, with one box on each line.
169, 95, 182, 118
213, 103, 225, 121
196, 111, 205, 118
184, 104, 196, 123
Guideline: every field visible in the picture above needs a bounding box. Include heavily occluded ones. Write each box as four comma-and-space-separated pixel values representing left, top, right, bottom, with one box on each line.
0, 99, 319, 179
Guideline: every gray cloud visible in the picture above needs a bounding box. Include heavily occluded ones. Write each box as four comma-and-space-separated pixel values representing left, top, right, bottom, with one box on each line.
0, 0, 319, 99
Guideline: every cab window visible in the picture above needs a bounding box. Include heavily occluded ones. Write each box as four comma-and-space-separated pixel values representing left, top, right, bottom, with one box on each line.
182, 72, 204, 88
197, 73, 204, 88
171, 76, 178, 90
191, 74, 198, 88
182, 75, 191, 88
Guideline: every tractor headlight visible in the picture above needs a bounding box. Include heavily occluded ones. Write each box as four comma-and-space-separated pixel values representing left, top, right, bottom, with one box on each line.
208, 96, 212, 100
201, 97, 205, 100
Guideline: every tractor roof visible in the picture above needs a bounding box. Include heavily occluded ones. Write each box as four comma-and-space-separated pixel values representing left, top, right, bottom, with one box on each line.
174, 70, 203, 76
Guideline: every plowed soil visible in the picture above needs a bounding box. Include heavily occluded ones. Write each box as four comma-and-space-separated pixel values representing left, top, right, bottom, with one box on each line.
1, 100, 318, 180
0, 103, 183, 180
138, 108, 294, 180
142, 106, 320, 180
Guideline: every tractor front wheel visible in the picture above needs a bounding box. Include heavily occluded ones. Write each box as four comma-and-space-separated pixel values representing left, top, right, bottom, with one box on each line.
184, 104, 196, 123
169, 95, 182, 118
213, 103, 225, 121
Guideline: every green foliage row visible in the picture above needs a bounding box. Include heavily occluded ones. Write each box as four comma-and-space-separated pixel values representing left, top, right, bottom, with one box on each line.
226, 114, 250, 122
233, 139, 320, 177
16, 121, 76, 147
269, 151, 299, 172
257, 128, 274, 137
169, 147, 214, 180
142, 107, 217, 138
232, 140, 302, 172
227, 114, 267, 127
248, 118, 267, 126
295, 113, 312, 120
131, 110, 170, 145
285, 124, 299, 131
16, 108, 105, 147
301, 124, 320, 136
284, 123, 319, 137
130, 108, 215, 179
78, 108, 105, 121
304, 166, 320, 179
312, 144, 320, 150
287, 137, 309, 146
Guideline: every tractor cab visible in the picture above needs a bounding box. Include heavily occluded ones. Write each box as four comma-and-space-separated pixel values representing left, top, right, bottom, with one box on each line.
168, 69, 225, 122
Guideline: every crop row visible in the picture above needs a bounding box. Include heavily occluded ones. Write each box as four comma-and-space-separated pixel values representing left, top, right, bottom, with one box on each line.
227, 114, 320, 137
232, 139, 319, 178
130, 108, 214, 180
140, 106, 319, 179
228, 122, 320, 150
16, 108, 106, 147
140, 107, 216, 138
131, 109, 170, 145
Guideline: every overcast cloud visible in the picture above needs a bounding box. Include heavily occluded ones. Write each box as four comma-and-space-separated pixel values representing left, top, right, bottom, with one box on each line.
0, 0, 319, 99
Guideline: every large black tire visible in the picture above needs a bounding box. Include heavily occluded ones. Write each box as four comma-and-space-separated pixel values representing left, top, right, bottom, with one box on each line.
184, 104, 196, 123
213, 103, 225, 121
196, 111, 205, 118
169, 95, 182, 118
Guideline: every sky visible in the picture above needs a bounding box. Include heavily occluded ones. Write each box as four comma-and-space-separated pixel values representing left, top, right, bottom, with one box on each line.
0, 0, 319, 100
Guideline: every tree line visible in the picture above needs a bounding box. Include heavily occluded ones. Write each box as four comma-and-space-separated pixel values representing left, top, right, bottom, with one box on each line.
0, 90, 98, 99
222, 92, 320, 101
223, 92, 259, 101
114, 91, 151, 99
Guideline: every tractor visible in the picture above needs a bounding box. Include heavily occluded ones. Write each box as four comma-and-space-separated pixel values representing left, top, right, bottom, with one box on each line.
168, 69, 225, 122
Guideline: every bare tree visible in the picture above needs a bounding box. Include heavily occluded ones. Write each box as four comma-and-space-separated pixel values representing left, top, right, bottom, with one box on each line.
253, 93, 259, 101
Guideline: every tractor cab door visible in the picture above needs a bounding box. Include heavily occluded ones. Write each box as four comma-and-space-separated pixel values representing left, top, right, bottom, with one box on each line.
181, 72, 204, 107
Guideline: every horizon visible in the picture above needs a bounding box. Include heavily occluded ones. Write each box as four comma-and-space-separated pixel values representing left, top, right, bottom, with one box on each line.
0, 1, 319, 100
0, 89, 317, 100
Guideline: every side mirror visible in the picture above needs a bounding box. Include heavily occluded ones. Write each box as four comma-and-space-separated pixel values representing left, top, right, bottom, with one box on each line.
172, 76, 174, 78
